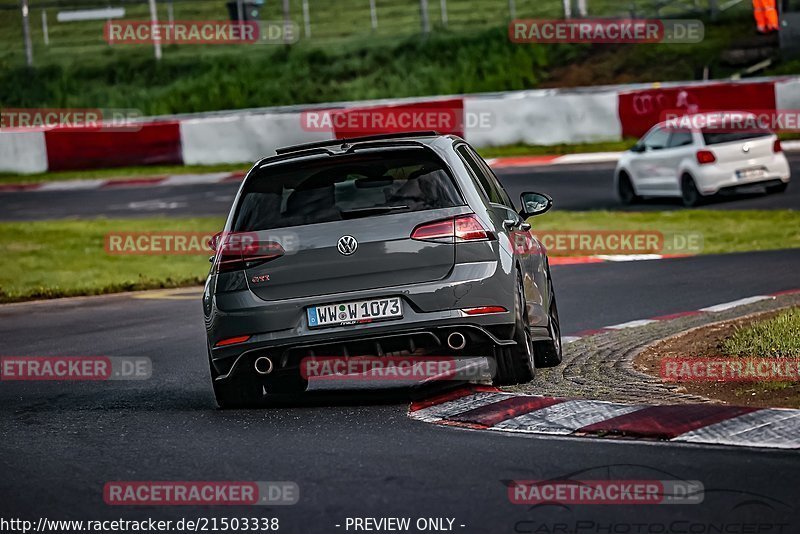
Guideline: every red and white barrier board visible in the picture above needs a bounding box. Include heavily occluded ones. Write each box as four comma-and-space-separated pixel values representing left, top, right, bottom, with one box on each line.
0, 77, 796, 174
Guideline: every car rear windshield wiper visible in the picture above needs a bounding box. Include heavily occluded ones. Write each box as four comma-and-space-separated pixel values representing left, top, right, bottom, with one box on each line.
340, 205, 410, 219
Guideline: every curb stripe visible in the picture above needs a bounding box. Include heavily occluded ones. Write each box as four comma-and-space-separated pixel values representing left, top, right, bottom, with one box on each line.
673, 409, 800, 449
578, 405, 758, 440
410, 392, 510, 423
409, 389, 800, 448
493, 399, 643, 435
449, 396, 564, 427
408, 385, 498, 412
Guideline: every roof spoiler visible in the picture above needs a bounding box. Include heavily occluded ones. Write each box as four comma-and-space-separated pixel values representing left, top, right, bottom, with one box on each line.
275, 131, 441, 155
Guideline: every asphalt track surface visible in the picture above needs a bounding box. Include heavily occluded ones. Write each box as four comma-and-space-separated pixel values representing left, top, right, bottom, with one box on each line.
2, 249, 799, 531
2, 153, 799, 221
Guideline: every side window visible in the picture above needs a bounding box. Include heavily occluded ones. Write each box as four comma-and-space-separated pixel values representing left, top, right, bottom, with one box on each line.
465, 146, 515, 208
667, 130, 693, 148
642, 127, 670, 150
456, 145, 504, 205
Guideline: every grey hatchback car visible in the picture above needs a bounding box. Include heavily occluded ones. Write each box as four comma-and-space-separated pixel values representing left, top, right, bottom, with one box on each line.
203, 132, 562, 407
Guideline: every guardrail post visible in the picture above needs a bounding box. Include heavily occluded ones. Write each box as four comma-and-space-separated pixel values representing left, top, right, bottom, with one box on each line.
369, 0, 378, 30
420, 0, 430, 34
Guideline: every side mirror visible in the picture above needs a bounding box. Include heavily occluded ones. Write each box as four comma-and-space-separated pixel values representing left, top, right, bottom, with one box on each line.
630, 143, 646, 153
519, 192, 553, 218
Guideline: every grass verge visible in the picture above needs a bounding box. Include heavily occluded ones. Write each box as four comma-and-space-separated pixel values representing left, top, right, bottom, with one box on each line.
1, 210, 798, 303
530, 210, 800, 256
723, 308, 800, 358
0, 217, 224, 303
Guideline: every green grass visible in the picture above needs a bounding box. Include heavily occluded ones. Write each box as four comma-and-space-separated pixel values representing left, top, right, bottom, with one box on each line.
478, 140, 637, 159
723, 308, 800, 358
0, 0, 733, 66
0, 9, 758, 116
0, 209, 797, 303
0, 163, 249, 185
529, 210, 800, 256
0, 217, 224, 302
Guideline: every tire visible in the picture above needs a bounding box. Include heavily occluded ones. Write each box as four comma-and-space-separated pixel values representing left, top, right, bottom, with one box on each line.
533, 276, 562, 368
681, 174, 703, 207
493, 275, 535, 386
209, 352, 264, 409
767, 181, 788, 194
617, 172, 640, 205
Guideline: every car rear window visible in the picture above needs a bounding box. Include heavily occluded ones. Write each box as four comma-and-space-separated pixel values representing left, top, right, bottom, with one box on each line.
232, 149, 464, 231
702, 131, 771, 145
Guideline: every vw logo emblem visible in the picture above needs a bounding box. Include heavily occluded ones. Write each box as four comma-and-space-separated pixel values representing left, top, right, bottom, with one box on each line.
742, 143, 751, 153
337, 235, 358, 256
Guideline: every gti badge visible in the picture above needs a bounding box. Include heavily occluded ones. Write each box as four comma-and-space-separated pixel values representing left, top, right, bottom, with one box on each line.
337, 235, 358, 256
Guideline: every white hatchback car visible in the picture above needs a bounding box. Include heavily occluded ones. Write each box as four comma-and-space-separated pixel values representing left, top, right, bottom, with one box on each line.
615, 113, 791, 206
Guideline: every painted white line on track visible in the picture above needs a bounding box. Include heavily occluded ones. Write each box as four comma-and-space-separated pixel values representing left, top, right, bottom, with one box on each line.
596, 254, 666, 262
605, 319, 658, 330
160, 172, 233, 186
700, 296, 773, 313
37, 179, 107, 191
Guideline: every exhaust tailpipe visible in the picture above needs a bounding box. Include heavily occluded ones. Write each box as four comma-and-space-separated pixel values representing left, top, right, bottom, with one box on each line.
254, 356, 274, 375
447, 331, 467, 351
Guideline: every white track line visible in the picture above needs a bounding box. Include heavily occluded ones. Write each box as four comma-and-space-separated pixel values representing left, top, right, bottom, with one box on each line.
700, 296, 773, 313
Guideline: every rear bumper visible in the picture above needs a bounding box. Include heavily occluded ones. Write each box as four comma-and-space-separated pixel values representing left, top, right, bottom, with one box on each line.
205, 260, 547, 378
694, 157, 790, 195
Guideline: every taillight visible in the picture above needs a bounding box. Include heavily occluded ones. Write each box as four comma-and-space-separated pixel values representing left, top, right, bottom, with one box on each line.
696, 150, 716, 165
774, 139, 783, 153
411, 214, 494, 243
410, 219, 454, 241
215, 235, 285, 274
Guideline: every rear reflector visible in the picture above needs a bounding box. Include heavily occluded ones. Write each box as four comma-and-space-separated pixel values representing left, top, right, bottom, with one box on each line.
214, 335, 252, 347
696, 150, 716, 165
774, 139, 783, 153
462, 306, 507, 315
411, 214, 495, 242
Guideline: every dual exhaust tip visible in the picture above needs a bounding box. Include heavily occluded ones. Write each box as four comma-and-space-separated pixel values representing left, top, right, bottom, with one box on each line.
447, 331, 467, 351
254, 356, 273, 375
253, 332, 466, 374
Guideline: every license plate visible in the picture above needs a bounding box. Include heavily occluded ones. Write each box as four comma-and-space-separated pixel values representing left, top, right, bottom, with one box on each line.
736, 167, 766, 180
307, 297, 403, 328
